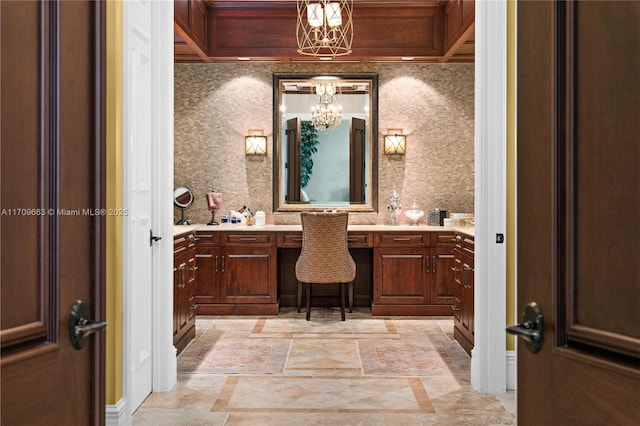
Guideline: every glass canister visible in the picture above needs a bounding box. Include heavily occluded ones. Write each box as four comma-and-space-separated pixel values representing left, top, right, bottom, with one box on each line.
405, 199, 425, 225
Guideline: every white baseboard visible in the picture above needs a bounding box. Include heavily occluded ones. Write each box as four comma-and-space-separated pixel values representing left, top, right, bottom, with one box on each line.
506, 350, 517, 390
105, 398, 128, 426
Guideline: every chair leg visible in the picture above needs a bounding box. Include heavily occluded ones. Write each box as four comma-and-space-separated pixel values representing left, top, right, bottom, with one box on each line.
306, 283, 311, 321
340, 283, 346, 321
296, 281, 302, 313
348, 282, 353, 313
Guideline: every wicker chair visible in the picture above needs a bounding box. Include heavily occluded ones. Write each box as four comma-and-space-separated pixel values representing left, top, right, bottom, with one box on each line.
295, 211, 356, 321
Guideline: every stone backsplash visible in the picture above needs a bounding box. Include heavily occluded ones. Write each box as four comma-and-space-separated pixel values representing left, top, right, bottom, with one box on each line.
174, 63, 474, 225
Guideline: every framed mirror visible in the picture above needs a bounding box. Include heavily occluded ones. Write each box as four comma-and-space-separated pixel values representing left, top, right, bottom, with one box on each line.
273, 74, 378, 212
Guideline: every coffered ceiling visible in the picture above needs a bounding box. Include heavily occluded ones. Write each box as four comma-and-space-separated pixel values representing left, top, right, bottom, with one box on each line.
174, 0, 475, 63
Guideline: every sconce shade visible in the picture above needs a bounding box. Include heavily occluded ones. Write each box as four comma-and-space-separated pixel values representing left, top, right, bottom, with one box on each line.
245, 135, 267, 155
384, 134, 406, 155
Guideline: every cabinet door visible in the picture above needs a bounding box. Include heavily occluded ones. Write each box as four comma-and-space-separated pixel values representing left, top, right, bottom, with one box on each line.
221, 247, 277, 304
173, 257, 182, 338
430, 248, 455, 305
186, 247, 197, 323
461, 253, 474, 340
174, 255, 188, 337
195, 246, 221, 304
452, 252, 464, 325
373, 248, 428, 305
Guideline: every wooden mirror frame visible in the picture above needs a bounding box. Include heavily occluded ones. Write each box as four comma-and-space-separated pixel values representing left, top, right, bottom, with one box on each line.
272, 73, 379, 213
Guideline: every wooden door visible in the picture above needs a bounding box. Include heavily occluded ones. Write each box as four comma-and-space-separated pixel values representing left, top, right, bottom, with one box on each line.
516, 1, 639, 423
349, 117, 366, 203
0, 1, 105, 424
285, 117, 301, 203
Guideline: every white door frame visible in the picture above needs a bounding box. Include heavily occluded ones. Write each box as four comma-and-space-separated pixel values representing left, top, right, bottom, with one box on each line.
121, 0, 175, 423
472, 0, 509, 393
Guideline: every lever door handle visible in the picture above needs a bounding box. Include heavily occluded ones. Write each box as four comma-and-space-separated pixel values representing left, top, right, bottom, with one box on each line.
506, 302, 543, 353
150, 229, 162, 246
69, 299, 107, 350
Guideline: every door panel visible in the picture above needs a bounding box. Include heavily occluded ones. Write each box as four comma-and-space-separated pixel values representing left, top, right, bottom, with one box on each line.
517, 1, 639, 423
373, 248, 428, 304
0, 1, 105, 424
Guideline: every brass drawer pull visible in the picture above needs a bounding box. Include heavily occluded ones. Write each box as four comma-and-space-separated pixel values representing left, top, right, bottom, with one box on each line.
240, 237, 257, 241
393, 237, 411, 241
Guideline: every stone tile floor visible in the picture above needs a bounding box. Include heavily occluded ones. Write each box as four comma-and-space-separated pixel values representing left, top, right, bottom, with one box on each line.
133, 308, 516, 425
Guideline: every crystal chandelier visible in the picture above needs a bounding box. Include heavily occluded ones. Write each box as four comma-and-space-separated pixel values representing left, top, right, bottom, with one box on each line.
311, 83, 343, 131
296, 1, 353, 58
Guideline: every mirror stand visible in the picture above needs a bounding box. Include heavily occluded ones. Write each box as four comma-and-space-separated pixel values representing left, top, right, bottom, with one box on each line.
176, 208, 191, 225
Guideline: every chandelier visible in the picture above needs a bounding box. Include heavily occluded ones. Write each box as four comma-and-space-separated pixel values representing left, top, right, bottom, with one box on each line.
311, 83, 343, 130
296, 1, 354, 58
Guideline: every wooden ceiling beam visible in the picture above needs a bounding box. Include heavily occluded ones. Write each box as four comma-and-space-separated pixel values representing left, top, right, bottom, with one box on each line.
174, 0, 474, 63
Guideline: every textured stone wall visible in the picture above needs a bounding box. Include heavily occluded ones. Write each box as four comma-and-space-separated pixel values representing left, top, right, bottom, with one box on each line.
174, 63, 474, 225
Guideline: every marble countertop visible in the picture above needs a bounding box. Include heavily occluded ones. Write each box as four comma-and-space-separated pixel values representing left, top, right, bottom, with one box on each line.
174, 223, 475, 238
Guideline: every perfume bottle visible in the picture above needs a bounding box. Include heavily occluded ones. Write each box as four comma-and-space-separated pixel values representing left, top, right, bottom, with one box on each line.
387, 185, 402, 225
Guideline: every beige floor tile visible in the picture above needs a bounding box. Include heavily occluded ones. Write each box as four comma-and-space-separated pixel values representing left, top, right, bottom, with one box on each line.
286, 339, 362, 372
133, 315, 516, 425
215, 376, 434, 413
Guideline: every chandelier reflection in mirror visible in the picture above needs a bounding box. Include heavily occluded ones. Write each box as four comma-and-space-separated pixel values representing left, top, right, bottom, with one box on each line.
311, 83, 343, 130
296, 0, 354, 58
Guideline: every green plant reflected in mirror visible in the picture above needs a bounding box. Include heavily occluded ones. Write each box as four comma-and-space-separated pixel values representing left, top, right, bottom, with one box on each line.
272, 74, 378, 212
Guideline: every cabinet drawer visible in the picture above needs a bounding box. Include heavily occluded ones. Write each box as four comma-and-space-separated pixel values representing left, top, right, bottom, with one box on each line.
278, 231, 373, 248
174, 232, 196, 254
462, 235, 474, 255
222, 232, 275, 247
432, 232, 456, 248
347, 232, 374, 248
454, 232, 474, 254
278, 232, 304, 248
195, 230, 220, 246
375, 233, 428, 247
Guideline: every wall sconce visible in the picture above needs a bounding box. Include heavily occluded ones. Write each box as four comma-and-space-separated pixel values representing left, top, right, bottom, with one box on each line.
384, 131, 406, 155
245, 133, 267, 156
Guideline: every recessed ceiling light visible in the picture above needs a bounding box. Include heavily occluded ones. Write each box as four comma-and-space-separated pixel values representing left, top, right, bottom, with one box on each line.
401, 57, 415, 61
237, 57, 251, 61
319, 57, 333, 61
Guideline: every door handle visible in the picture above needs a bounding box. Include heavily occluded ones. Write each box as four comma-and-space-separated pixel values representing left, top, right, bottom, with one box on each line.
506, 302, 543, 353
69, 299, 106, 350
150, 229, 162, 246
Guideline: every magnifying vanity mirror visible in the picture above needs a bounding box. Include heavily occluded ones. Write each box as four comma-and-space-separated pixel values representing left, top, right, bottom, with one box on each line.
174, 186, 194, 225
273, 74, 378, 212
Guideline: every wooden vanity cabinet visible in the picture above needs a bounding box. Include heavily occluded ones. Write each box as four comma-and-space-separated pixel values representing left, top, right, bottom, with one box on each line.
453, 232, 475, 354
194, 231, 279, 315
173, 232, 197, 354
372, 231, 455, 315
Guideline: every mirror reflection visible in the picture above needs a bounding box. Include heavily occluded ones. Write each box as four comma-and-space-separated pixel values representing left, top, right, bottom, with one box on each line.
273, 74, 378, 212
174, 186, 194, 224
